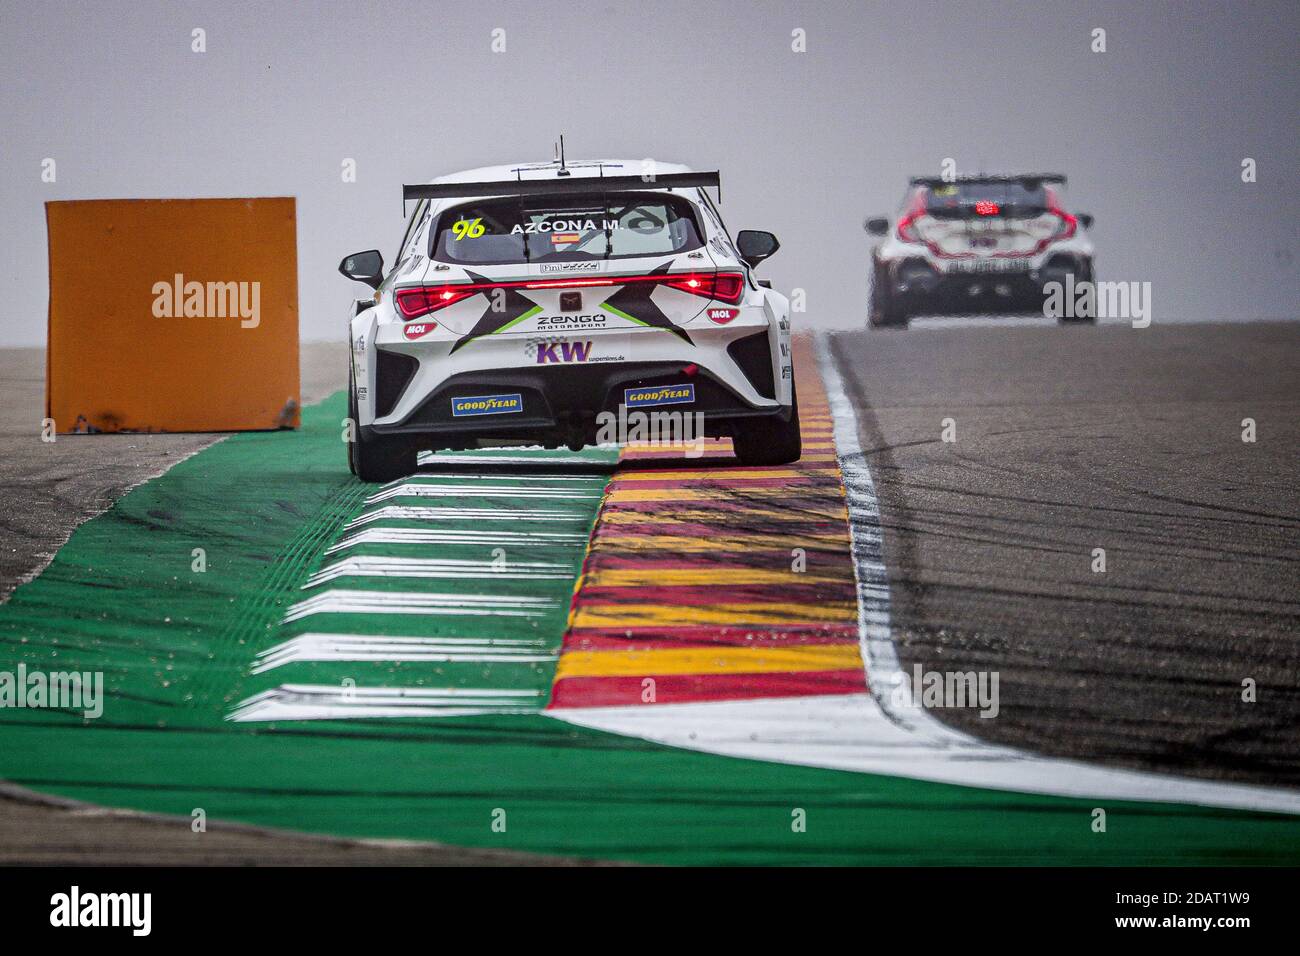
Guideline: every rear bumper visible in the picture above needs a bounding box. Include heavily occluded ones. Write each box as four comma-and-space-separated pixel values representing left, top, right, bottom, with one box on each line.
884, 254, 1092, 313
362, 358, 791, 449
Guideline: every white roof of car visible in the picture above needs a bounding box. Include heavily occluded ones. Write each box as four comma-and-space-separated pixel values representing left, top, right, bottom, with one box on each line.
424, 159, 695, 185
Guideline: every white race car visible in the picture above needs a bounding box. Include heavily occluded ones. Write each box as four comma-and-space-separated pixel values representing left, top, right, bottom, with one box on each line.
865, 174, 1096, 328
339, 159, 799, 481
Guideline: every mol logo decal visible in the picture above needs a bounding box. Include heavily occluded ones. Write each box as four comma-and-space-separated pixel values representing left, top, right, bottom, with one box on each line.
451, 393, 523, 417
706, 307, 739, 324
536, 340, 593, 364
624, 384, 695, 408
403, 323, 436, 340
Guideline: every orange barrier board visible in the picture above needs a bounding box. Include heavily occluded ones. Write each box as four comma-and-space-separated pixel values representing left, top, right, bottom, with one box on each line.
45, 198, 300, 433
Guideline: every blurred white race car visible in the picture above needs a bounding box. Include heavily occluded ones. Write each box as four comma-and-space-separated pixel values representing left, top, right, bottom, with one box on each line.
339, 159, 798, 481
865, 174, 1095, 328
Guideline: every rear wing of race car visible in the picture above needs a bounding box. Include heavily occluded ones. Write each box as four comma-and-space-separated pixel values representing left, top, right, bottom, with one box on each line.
909, 173, 1067, 188
402, 171, 721, 214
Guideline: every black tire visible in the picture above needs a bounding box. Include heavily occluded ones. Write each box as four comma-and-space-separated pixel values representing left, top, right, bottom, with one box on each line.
347, 366, 359, 476
1058, 260, 1097, 324
348, 366, 417, 483
732, 383, 802, 466
869, 263, 909, 328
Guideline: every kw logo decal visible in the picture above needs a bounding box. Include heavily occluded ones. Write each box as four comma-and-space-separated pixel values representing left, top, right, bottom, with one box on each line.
624, 384, 695, 408
537, 341, 593, 364
451, 393, 523, 417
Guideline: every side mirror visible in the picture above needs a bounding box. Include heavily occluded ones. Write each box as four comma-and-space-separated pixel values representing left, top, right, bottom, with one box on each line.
864, 217, 890, 236
1078, 213, 1094, 230
339, 249, 385, 289
736, 230, 780, 268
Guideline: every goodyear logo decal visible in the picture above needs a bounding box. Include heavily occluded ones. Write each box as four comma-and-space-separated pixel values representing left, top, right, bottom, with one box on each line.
451, 393, 523, 417
624, 384, 695, 408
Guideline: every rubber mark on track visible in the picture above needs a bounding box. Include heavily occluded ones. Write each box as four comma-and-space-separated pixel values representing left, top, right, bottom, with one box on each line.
547, 334, 1300, 815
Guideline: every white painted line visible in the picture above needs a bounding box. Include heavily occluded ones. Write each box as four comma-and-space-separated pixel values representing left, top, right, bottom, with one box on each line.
305, 556, 571, 587
324, 528, 589, 554
252, 633, 555, 673
367, 483, 604, 503
389, 473, 609, 483
282, 588, 559, 623
229, 684, 544, 722
417, 451, 615, 467
346, 506, 588, 529
547, 693, 1300, 811
548, 334, 1300, 815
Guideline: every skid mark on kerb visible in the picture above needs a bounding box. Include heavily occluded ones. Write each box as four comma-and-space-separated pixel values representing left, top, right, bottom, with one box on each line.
546, 335, 1300, 815
547, 337, 867, 710
228, 445, 614, 722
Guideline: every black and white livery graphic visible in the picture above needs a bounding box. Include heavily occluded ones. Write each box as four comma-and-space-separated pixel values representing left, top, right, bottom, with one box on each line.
340, 159, 799, 481
864, 174, 1096, 328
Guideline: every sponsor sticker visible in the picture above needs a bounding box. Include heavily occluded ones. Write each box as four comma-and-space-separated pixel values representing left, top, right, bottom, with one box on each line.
530, 334, 628, 364
451, 393, 523, 417
403, 322, 436, 340
706, 307, 738, 323
537, 314, 608, 331
539, 261, 600, 274
451, 217, 486, 240
511, 219, 622, 235
624, 384, 695, 408
536, 340, 593, 364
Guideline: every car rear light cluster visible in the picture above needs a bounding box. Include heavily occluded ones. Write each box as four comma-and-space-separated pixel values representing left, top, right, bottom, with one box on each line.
661, 272, 745, 304
896, 193, 927, 243
395, 286, 474, 318
1046, 187, 1077, 241
394, 271, 747, 319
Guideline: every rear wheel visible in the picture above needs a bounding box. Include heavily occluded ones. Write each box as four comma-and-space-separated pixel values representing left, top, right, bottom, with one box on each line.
1058, 260, 1097, 324
349, 366, 417, 483
347, 365, 358, 476
869, 263, 909, 328
732, 383, 802, 466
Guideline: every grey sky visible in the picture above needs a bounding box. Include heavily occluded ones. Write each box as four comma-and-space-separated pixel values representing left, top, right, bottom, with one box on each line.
1, 0, 1296, 346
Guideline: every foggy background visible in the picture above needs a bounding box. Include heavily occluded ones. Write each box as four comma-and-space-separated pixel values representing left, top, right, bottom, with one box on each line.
1, 0, 1296, 347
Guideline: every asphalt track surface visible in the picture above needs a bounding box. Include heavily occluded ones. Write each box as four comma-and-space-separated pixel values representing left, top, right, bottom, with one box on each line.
829, 321, 1300, 788
0, 343, 349, 600
0, 322, 1297, 863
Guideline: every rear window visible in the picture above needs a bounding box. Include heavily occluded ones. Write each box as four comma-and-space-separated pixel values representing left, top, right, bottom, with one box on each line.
430, 192, 704, 265
923, 181, 1050, 218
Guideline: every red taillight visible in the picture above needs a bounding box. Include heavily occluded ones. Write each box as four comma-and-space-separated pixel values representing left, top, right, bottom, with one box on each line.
395, 286, 477, 318
896, 193, 926, 243
663, 272, 745, 305
395, 270, 746, 318
1046, 187, 1077, 241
